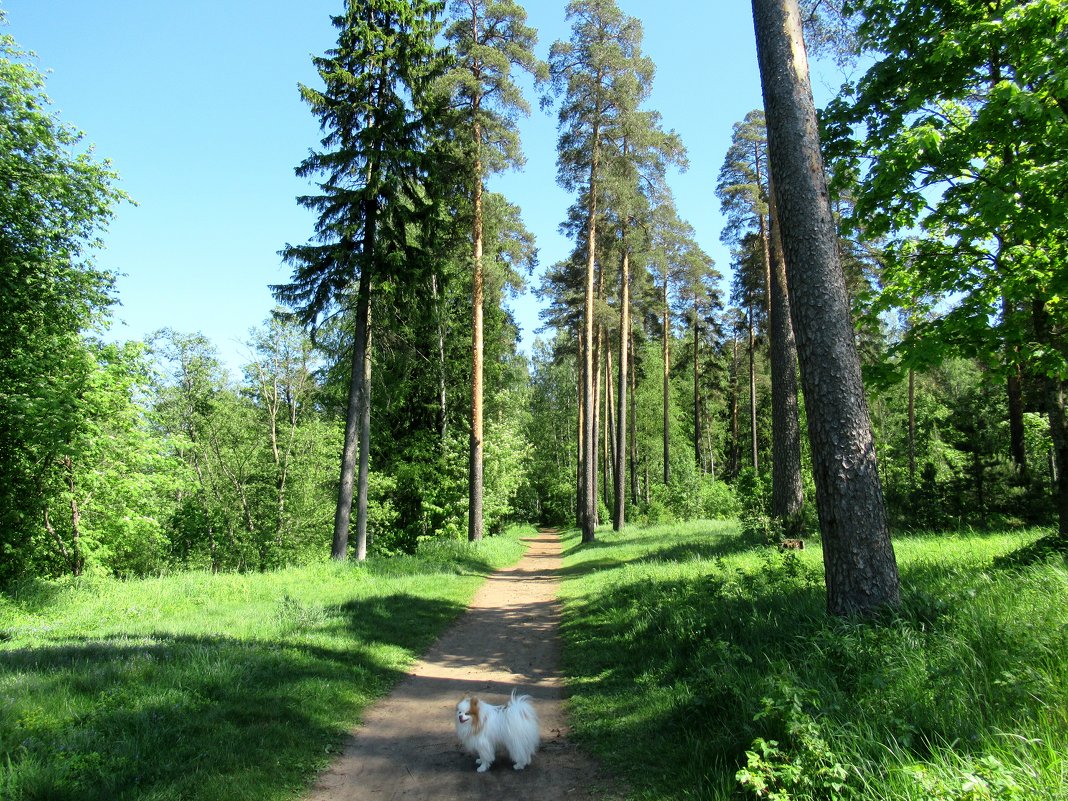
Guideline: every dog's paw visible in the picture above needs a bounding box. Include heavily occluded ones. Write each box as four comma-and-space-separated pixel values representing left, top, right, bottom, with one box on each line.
476, 763, 490, 773
513, 762, 527, 771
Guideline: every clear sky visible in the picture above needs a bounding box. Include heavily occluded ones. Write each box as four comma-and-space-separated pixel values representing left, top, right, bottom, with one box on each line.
3, 1, 843, 373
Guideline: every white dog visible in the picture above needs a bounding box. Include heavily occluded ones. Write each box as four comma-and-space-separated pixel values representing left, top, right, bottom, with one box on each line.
455, 690, 539, 772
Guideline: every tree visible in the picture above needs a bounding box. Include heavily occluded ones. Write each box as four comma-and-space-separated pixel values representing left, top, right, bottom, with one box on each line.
751, 0, 900, 615
823, 0, 1068, 542
550, 0, 653, 542
274, 0, 444, 561
0, 20, 127, 584
442, 0, 546, 542
717, 109, 804, 532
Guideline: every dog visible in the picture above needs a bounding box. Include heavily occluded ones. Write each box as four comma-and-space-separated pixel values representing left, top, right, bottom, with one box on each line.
455, 690, 539, 772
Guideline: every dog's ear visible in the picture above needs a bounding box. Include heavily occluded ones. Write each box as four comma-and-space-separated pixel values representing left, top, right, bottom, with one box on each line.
469, 697, 482, 729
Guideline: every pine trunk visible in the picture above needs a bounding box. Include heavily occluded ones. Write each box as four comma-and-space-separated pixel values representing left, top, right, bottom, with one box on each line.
469, 133, 485, 542
583, 150, 598, 542
614, 249, 630, 530
662, 279, 671, 485
768, 187, 804, 534
752, 0, 900, 615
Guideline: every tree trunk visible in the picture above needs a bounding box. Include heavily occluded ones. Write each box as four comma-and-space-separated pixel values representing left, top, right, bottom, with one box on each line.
581, 137, 600, 543
469, 122, 485, 542
662, 278, 671, 485
604, 340, 614, 511
629, 328, 639, 504
333, 220, 374, 562
693, 303, 702, 471
1007, 360, 1028, 481
752, 0, 900, 615
748, 300, 759, 471
768, 186, 805, 534
614, 249, 631, 529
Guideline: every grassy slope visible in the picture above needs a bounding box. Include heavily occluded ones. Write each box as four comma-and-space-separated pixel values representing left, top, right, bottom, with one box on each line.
0, 531, 528, 801
558, 522, 1068, 801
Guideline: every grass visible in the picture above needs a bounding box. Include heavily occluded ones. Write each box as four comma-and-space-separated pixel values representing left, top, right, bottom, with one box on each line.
558, 521, 1068, 801
0, 529, 529, 801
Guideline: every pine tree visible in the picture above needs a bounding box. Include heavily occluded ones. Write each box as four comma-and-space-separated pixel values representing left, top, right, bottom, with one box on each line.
550, 0, 656, 541
752, 0, 900, 615
443, 0, 546, 542
274, 0, 445, 561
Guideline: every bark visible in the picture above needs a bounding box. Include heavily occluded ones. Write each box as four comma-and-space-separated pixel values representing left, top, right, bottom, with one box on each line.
693, 303, 702, 471
628, 328, 639, 504
748, 301, 759, 471
768, 186, 805, 533
752, 0, 900, 615
614, 249, 631, 529
662, 278, 671, 485
333, 202, 375, 562
469, 121, 485, 542
581, 135, 599, 543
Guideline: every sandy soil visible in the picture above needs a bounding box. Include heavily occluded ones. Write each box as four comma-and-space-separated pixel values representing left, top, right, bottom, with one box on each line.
302, 529, 620, 801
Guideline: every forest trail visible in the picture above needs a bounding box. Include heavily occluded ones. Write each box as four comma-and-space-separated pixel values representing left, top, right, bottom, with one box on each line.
302, 529, 618, 801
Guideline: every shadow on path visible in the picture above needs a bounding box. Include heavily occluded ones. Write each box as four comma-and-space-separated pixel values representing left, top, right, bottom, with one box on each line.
303, 529, 619, 801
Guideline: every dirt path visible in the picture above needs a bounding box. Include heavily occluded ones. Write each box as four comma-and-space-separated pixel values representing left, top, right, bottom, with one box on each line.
303, 529, 617, 801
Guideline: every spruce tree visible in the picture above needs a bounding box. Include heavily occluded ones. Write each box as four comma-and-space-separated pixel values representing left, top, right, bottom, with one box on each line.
274, 0, 444, 561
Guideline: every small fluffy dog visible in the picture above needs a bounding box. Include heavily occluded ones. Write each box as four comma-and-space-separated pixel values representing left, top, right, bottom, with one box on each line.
455, 690, 539, 772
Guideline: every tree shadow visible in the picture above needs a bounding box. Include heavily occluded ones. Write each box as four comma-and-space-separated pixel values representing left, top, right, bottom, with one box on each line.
0, 593, 467, 801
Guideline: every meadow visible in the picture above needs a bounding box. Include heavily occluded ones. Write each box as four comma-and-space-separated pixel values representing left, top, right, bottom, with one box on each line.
0, 531, 528, 801
558, 522, 1068, 800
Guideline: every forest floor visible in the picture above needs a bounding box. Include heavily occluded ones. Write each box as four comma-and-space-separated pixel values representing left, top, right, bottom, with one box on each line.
301, 528, 621, 801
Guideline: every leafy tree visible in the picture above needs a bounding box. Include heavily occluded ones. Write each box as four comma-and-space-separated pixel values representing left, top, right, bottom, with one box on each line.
274, 0, 446, 560
752, 0, 900, 615
0, 20, 127, 584
824, 0, 1068, 542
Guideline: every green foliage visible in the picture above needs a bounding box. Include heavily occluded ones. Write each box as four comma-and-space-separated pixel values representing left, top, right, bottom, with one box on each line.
0, 24, 128, 584
0, 529, 527, 800
560, 522, 1068, 801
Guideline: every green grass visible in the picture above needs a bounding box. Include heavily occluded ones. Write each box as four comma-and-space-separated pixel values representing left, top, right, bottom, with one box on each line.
558, 521, 1068, 801
0, 529, 529, 801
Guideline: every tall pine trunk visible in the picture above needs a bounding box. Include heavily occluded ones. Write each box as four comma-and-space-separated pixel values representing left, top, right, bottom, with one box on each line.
469, 116, 485, 542
752, 0, 900, 615
583, 159, 598, 541
748, 301, 759, 471
614, 248, 631, 530
768, 186, 804, 533
662, 278, 671, 485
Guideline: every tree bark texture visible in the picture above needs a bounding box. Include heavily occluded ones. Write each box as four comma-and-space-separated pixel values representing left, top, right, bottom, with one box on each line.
662, 279, 671, 485
768, 187, 805, 534
752, 0, 900, 615
582, 150, 598, 542
614, 249, 630, 530
469, 134, 485, 542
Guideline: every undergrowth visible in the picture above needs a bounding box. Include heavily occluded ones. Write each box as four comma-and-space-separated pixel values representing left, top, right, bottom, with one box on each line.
0, 528, 529, 801
559, 522, 1067, 801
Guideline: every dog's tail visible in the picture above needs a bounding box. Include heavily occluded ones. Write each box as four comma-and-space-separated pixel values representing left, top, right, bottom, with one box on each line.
506, 690, 538, 723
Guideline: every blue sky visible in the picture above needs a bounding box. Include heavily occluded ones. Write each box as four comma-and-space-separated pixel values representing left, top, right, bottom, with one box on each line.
3, 1, 844, 373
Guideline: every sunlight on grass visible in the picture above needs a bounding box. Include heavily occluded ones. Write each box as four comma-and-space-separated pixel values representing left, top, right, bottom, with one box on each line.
0, 529, 529, 801
559, 522, 1067, 801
